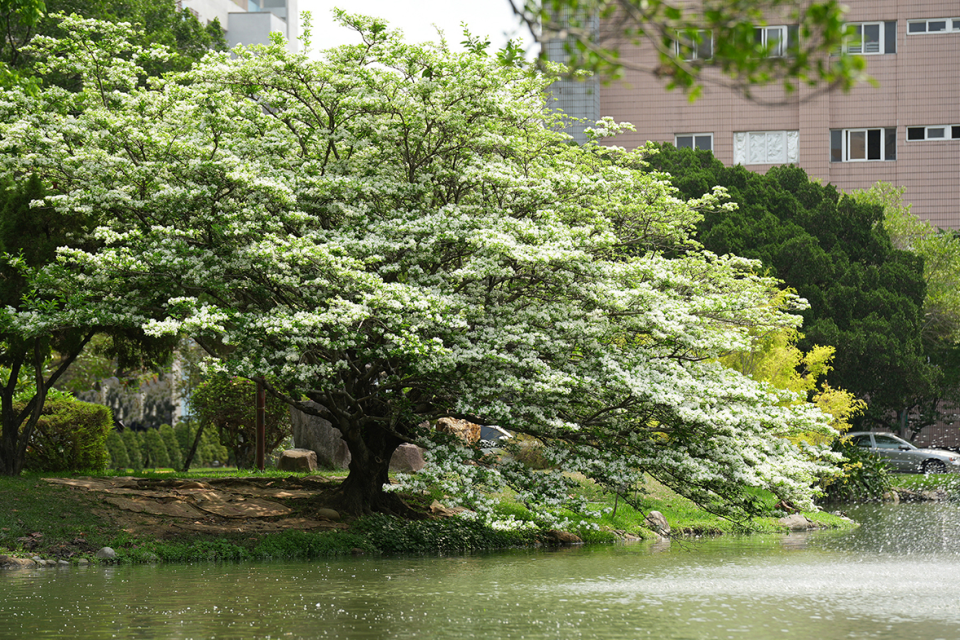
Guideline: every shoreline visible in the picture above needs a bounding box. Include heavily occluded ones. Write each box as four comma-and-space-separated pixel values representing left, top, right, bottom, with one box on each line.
0, 472, 866, 568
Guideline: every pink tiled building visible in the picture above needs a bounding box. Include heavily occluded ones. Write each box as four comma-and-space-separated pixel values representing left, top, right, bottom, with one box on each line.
555, 1, 960, 230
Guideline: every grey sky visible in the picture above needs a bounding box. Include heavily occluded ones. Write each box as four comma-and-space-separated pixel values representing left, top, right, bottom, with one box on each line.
296, 0, 531, 55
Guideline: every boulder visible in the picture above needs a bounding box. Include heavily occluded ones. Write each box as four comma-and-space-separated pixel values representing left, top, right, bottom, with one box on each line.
0, 555, 36, 569
277, 448, 318, 473
437, 417, 481, 444
290, 402, 351, 469
95, 547, 117, 560
544, 529, 583, 545
921, 489, 949, 502
779, 513, 816, 531
315, 508, 341, 522
389, 443, 425, 473
644, 510, 671, 535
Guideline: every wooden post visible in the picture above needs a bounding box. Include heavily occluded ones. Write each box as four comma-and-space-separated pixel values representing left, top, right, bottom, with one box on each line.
256, 379, 266, 471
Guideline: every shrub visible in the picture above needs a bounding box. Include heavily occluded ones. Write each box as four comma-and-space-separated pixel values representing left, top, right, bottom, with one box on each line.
252, 530, 372, 559
353, 513, 537, 554
20, 398, 112, 472
818, 437, 892, 503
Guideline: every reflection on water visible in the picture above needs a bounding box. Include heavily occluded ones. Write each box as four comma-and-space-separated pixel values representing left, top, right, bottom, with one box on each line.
3, 504, 960, 639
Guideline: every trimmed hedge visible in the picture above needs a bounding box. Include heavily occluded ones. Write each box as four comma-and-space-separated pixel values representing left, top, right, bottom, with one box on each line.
20, 398, 112, 472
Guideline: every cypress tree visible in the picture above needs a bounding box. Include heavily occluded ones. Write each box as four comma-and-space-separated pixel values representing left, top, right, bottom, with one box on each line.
121, 429, 143, 470
106, 429, 130, 471
143, 428, 171, 469
159, 424, 183, 470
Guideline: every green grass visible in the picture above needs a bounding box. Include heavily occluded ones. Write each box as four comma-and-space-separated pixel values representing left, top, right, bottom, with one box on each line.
0, 474, 116, 557
888, 472, 960, 497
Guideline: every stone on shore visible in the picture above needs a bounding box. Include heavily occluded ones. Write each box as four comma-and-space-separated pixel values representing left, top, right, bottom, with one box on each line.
95, 547, 117, 560
0, 555, 36, 569
644, 510, 671, 535
779, 513, 817, 531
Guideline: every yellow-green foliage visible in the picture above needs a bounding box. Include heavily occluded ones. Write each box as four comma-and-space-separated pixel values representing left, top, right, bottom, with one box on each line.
19, 398, 112, 472
720, 326, 865, 438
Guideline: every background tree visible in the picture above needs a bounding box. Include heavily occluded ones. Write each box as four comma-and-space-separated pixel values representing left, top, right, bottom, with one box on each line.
191, 375, 291, 469
849, 183, 960, 439
511, 0, 865, 98
0, 0, 224, 475
0, 0, 224, 84
644, 146, 935, 429
2, 15, 839, 520
0, 4, 189, 475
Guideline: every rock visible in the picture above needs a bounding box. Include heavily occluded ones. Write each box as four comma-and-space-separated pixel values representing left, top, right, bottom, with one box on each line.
95, 547, 117, 560
644, 510, 671, 535
57, 560, 70, 567
389, 443, 425, 473
315, 508, 341, 521
883, 490, 900, 503
0, 555, 36, 569
436, 417, 481, 444
429, 500, 470, 517
276, 448, 318, 473
544, 529, 583, 545
779, 513, 817, 531
77, 558, 89, 566
290, 402, 352, 469
921, 489, 949, 502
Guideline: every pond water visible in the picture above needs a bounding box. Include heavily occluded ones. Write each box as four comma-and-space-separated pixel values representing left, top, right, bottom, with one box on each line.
4, 503, 960, 639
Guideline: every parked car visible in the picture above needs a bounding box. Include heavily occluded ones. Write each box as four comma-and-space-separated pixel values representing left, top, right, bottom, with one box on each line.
845, 432, 960, 474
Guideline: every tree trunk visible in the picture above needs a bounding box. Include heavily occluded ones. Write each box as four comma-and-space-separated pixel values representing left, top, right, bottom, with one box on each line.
332, 422, 410, 516
0, 416, 22, 477
182, 421, 206, 472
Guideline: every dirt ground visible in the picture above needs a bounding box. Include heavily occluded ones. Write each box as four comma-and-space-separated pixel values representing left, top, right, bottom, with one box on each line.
43, 475, 353, 540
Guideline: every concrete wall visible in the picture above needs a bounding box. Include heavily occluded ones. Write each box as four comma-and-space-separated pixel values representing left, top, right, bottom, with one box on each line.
227, 10, 291, 49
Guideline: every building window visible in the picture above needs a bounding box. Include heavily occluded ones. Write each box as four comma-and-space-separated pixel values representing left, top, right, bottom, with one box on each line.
675, 134, 713, 151
907, 18, 960, 33
906, 125, 960, 140
841, 21, 897, 54
830, 128, 896, 162
676, 30, 713, 61
733, 131, 799, 165
753, 25, 798, 57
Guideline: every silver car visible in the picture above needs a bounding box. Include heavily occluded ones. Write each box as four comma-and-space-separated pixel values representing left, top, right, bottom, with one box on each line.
846, 431, 960, 474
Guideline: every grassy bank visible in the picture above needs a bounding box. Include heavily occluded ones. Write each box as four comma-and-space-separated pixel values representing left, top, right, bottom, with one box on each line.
0, 471, 855, 565
889, 472, 960, 497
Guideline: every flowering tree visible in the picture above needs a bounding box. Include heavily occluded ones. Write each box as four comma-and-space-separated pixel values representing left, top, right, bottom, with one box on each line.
0, 14, 837, 518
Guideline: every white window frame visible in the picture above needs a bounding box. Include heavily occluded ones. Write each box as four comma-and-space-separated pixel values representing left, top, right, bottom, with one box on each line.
675, 133, 713, 151
754, 25, 789, 57
831, 128, 896, 162
907, 18, 960, 34
733, 131, 799, 165
843, 21, 886, 54
675, 29, 713, 61
906, 125, 960, 141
